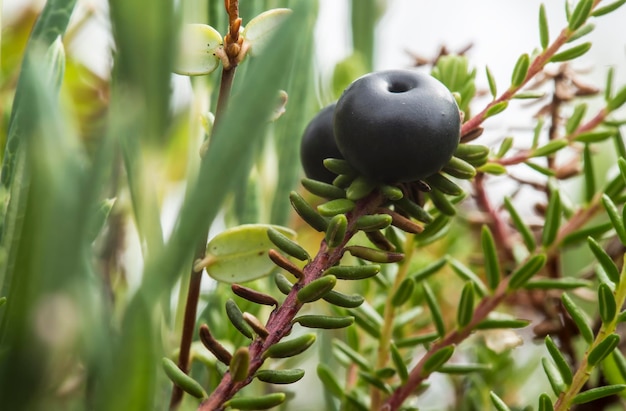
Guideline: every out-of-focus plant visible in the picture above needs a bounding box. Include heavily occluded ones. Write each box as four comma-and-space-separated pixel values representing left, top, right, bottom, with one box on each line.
2, 1, 626, 411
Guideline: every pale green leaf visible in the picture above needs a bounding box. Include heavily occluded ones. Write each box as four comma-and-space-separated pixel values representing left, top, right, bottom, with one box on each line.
203, 224, 296, 283
243, 8, 293, 57
174, 24, 222, 75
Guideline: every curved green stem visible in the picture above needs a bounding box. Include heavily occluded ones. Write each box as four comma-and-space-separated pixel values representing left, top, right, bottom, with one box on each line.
554, 256, 626, 411
169, 56, 238, 411
371, 234, 416, 410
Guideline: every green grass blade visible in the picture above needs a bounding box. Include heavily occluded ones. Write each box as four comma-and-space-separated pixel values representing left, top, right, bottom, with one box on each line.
0, 49, 98, 408
270, 4, 318, 225
2, 0, 77, 187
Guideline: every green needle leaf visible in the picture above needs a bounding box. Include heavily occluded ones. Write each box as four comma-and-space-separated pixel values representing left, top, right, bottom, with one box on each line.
545, 335, 573, 385
317, 198, 356, 217
531, 139, 568, 158
297, 275, 337, 303
605, 67, 615, 102
539, 4, 550, 49
390, 343, 409, 383
538, 393, 555, 411
438, 363, 491, 374
265, 334, 317, 359
542, 357, 566, 395
508, 254, 547, 290
448, 257, 488, 297
475, 317, 530, 330
317, 364, 344, 399
572, 384, 626, 404
486, 66, 497, 99
524, 277, 592, 290
490, 391, 512, 411
225, 393, 287, 410
162, 357, 207, 399
511, 53, 530, 88
422, 346, 455, 375
457, 282, 475, 328
598, 283, 617, 324
293, 315, 355, 329
583, 144, 596, 202
592, 0, 626, 16
482, 225, 501, 290
550, 42, 592, 62
567, 23, 595, 43
504, 197, 536, 251
392, 278, 415, 307
301, 178, 346, 200
587, 237, 621, 284
423, 283, 445, 337
542, 188, 562, 247
562, 293, 594, 344
412, 258, 448, 282
608, 85, 626, 112
428, 189, 457, 216
226, 299, 253, 339
566, 103, 587, 135
289, 191, 329, 232
568, 0, 593, 30
333, 339, 371, 371
256, 368, 305, 385
588, 334, 621, 366
574, 129, 616, 143
325, 214, 348, 249
485, 101, 509, 118
267, 227, 310, 261
230, 347, 251, 383
496, 137, 514, 158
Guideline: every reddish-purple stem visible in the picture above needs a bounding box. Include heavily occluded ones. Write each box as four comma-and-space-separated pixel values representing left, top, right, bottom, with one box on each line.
382, 280, 510, 410
198, 193, 384, 411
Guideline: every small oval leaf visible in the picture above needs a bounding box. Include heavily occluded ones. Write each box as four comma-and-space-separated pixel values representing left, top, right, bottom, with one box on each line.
243, 8, 292, 57
174, 24, 222, 76
256, 368, 305, 384
203, 224, 296, 283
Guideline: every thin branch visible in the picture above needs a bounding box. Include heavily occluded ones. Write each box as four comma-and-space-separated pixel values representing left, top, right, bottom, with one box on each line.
371, 234, 417, 410
169, 2, 242, 408
382, 279, 511, 410
461, 24, 580, 140
198, 192, 386, 411
473, 172, 515, 262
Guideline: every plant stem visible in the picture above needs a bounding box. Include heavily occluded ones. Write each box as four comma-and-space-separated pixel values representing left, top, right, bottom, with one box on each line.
461, 11, 598, 141
169, 241, 207, 409
371, 234, 416, 410
382, 278, 511, 411
169, 64, 238, 411
198, 192, 385, 411
554, 257, 626, 411
473, 172, 515, 261
496, 107, 609, 168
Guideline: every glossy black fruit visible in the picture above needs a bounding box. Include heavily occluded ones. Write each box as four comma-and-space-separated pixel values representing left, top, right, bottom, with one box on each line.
333, 70, 461, 183
300, 103, 344, 184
